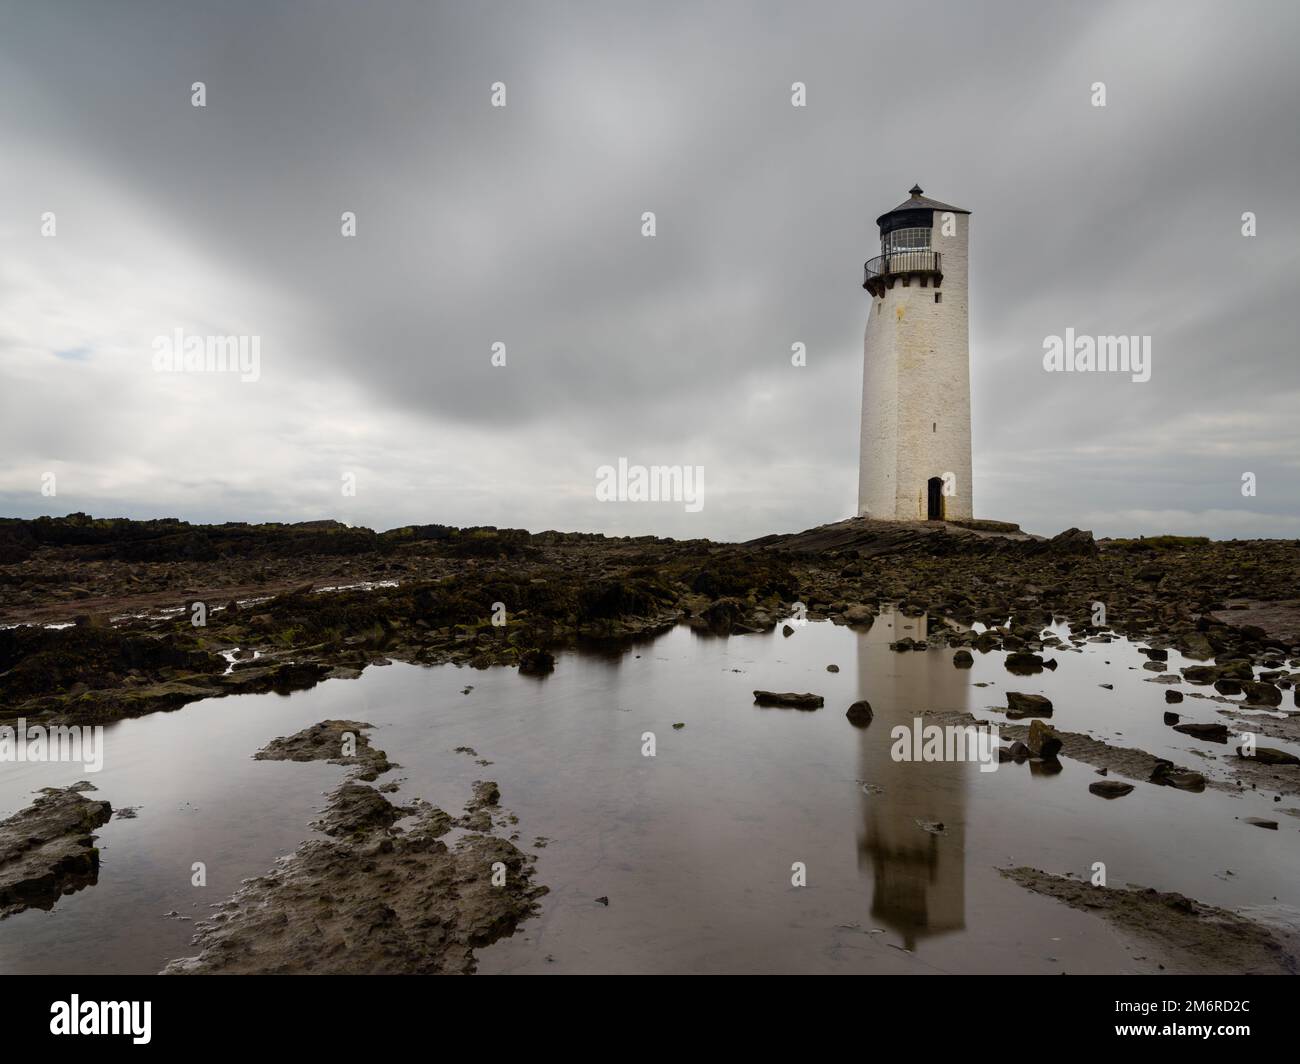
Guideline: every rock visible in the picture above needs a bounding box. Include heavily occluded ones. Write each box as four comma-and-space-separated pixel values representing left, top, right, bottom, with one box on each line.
1214, 678, 1243, 696
1089, 780, 1135, 799
1165, 690, 1183, 703
0, 787, 113, 918
1176, 633, 1215, 660
1005, 651, 1044, 674
1026, 719, 1062, 760
1241, 681, 1282, 706
753, 690, 823, 710
162, 779, 544, 975
952, 649, 974, 668
1239, 747, 1300, 766
701, 598, 745, 633
255, 720, 394, 781
845, 700, 873, 727
826, 663, 839, 672
518, 648, 555, 675
1172, 722, 1230, 743
1140, 647, 1169, 662
843, 605, 874, 626
1150, 759, 1206, 792
1163, 712, 1181, 725
1244, 818, 1279, 830
1006, 692, 1053, 719
999, 867, 1299, 975
1044, 527, 1098, 555
672, 722, 685, 730
782, 624, 794, 637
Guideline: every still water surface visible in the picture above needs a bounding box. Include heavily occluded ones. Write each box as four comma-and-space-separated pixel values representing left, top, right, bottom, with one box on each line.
1, 610, 1296, 974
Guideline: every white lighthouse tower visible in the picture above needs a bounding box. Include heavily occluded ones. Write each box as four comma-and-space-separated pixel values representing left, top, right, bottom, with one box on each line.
858, 185, 973, 522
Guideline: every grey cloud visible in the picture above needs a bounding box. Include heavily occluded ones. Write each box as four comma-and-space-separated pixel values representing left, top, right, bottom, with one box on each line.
1, 0, 1297, 540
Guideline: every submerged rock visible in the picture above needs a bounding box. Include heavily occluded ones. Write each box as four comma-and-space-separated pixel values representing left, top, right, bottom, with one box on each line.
1089, 780, 1135, 799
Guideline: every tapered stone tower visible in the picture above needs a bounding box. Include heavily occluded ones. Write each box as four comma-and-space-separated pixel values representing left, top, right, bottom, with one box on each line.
858, 185, 973, 521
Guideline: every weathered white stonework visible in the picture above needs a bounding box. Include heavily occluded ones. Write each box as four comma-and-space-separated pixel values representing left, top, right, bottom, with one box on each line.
858, 190, 973, 521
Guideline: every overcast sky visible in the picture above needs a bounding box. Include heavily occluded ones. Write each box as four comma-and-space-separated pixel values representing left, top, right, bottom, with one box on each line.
2, 0, 1297, 541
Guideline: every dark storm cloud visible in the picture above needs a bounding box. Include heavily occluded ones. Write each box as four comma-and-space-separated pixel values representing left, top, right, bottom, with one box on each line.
1, 0, 1297, 538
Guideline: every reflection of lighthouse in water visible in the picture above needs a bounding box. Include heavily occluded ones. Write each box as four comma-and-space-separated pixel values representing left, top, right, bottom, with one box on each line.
855, 607, 971, 951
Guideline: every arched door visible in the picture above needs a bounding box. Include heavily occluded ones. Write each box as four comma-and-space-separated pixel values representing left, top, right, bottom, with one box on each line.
927, 477, 943, 521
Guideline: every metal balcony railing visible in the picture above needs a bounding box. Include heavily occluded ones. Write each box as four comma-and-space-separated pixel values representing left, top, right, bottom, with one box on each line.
863, 250, 942, 294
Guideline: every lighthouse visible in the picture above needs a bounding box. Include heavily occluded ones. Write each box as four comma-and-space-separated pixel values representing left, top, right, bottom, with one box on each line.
858, 185, 973, 522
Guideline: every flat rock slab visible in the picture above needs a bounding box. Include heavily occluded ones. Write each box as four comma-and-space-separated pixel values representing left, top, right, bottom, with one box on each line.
1172, 721, 1230, 743
1000, 867, 1300, 974
0, 787, 112, 919
254, 719, 393, 781
753, 691, 823, 710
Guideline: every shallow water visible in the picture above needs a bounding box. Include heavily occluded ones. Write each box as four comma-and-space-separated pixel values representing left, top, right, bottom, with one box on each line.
1, 610, 1297, 974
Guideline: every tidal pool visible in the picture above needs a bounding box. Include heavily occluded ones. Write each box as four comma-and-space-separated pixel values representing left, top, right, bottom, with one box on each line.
1, 610, 1297, 974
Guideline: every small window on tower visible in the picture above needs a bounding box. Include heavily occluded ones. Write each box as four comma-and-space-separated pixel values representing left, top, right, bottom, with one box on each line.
934, 292, 942, 303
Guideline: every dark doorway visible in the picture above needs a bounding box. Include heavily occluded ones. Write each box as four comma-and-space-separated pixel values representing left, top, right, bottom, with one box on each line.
927, 477, 944, 521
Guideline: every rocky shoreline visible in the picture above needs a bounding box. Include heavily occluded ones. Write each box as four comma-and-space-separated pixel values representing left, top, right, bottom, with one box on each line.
3, 513, 1298, 731
2, 512, 1299, 973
